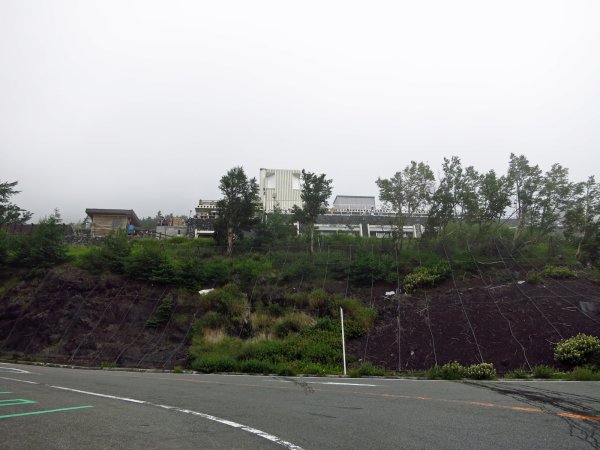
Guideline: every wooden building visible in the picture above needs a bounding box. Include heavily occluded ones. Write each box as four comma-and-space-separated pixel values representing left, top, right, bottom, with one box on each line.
85, 208, 141, 237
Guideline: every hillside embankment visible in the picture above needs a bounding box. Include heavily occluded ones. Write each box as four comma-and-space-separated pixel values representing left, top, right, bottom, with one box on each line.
1, 265, 599, 373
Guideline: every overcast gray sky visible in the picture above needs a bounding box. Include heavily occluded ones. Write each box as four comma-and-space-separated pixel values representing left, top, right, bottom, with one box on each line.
1, 0, 599, 223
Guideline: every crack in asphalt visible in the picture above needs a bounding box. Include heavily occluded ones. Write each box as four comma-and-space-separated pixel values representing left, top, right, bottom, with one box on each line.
273, 376, 315, 394
466, 381, 600, 449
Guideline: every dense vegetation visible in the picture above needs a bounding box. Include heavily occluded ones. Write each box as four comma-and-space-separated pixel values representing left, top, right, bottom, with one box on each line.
2, 151, 600, 377
3, 218, 599, 377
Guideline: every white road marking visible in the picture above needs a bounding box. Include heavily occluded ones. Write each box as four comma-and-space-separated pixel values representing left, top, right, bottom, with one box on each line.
50, 386, 147, 404
0, 364, 32, 374
0, 376, 39, 385
50, 385, 304, 450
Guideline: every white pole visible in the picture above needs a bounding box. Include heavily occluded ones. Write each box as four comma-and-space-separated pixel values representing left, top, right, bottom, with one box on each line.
340, 307, 347, 376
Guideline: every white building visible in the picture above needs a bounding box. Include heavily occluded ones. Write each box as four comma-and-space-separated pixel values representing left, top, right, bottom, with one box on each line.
259, 168, 303, 213
195, 199, 218, 219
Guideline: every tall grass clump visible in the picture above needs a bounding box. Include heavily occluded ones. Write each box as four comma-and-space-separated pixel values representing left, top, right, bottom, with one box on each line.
348, 361, 385, 378
197, 284, 250, 334
531, 365, 555, 379
568, 365, 600, 381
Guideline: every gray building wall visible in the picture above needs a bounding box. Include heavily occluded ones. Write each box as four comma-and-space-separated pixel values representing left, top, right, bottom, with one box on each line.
259, 168, 303, 213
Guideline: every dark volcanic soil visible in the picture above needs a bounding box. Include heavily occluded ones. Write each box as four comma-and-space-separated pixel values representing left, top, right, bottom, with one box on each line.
347, 276, 600, 373
0, 267, 196, 369
1, 265, 600, 372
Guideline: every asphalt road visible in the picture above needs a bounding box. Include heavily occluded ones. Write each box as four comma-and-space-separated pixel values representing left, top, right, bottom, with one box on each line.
1, 362, 599, 449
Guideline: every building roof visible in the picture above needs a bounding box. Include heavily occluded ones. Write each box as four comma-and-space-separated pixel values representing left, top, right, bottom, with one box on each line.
85, 209, 141, 227
333, 196, 376, 210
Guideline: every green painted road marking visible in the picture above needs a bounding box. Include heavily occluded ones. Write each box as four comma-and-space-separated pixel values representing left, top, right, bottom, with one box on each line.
0, 399, 37, 407
0, 392, 13, 394
0, 405, 94, 419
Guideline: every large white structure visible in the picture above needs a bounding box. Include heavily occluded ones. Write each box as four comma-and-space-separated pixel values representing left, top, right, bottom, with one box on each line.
259, 168, 303, 213
195, 199, 218, 219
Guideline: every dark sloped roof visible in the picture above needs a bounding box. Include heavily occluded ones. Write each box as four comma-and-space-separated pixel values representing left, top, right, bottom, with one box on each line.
85, 209, 141, 227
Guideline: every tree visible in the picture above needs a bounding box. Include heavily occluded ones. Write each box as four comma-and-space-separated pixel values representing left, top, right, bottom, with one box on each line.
215, 167, 261, 256
507, 153, 543, 245
535, 163, 574, 236
291, 170, 333, 255
16, 214, 67, 270
427, 156, 464, 236
563, 176, 600, 261
478, 170, 511, 230
0, 180, 32, 226
253, 206, 296, 248
376, 161, 434, 249
461, 169, 511, 233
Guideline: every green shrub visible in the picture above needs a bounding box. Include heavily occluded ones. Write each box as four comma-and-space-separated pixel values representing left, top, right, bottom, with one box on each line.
101, 231, 133, 272
280, 255, 320, 282
531, 365, 555, 379
284, 291, 310, 308
266, 302, 285, 316
192, 356, 239, 373
177, 258, 207, 290
465, 363, 496, 380
78, 246, 109, 273
232, 255, 272, 288
199, 284, 249, 320
526, 270, 541, 283
124, 244, 177, 284
275, 363, 297, 376
403, 262, 450, 293
146, 294, 174, 327
239, 339, 285, 362
554, 333, 600, 367
204, 258, 232, 285
0, 230, 10, 268
299, 363, 329, 376
282, 324, 342, 366
349, 361, 385, 377
239, 358, 274, 374
427, 361, 467, 380
78, 231, 133, 274
425, 365, 443, 379
440, 361, 467, 380
503, 368, 529, 379
189, 334, 243, 360
15, 217, 67, 269
542, 265, 576, 279
331, 295, 376, 338
197, 311, 227, 330
349, 253, 396, 285
308, 289, 329, 310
